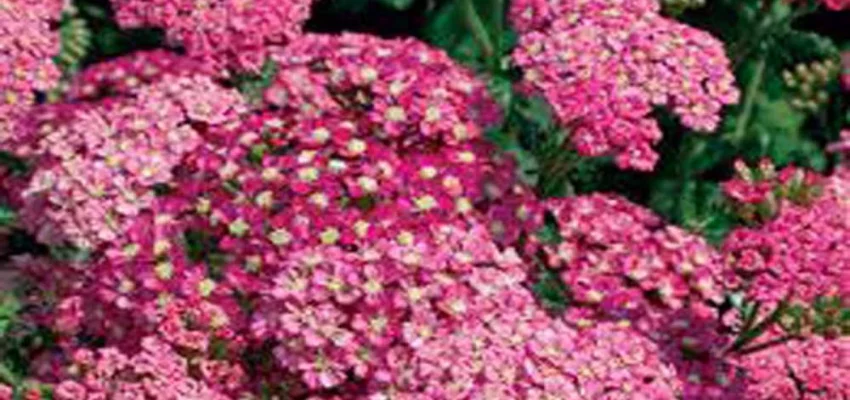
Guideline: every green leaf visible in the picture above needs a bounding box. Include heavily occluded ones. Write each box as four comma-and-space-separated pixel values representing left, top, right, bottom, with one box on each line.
0, 152, 28, 175
532, 269, 570, 315
0, 207, 15, 227
0, 363, 19, 386
56, 10, 92, 74
485, 128, 539, 186
234, 59, 280, 105
488, 75, 514, 111
423, 0, 507, 71
534, 213, 562, 245
49, 245, 91, 263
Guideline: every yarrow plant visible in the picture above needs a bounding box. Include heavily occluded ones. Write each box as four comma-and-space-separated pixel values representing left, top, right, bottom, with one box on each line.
1, 0, 850, 399
721, 158, 823, 223
510, 0, 739, 170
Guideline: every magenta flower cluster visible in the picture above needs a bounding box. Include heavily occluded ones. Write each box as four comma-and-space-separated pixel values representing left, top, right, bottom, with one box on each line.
510, 0, 739, 170
723, 169, 850, 306
2, 51, 247, 248
265, 33, 503, 146
735, 332, 850, 399
0, 0, 63, 140
111, 0, 315, 73
53, 335, 233, 400
541, 194, 726, 314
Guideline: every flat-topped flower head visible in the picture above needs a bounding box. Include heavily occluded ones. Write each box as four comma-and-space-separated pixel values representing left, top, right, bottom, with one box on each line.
54, 333, 236, 399
540, 194, 727, 316
6, 65, 247, 248
510, 0, 739, 170
723, 169, 850, 306
67, 50, 214, 100
365, 281, 693, 399
0, 0, 63, 141
111, 0, 315, 73
734, 333, 850, 399
266, 33, 499, 148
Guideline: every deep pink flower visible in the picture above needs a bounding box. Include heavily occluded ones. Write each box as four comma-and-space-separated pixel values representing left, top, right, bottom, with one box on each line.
735, 333, 850, 399
0, 384, 12, 400
111, 0, 315, 73
723, 169, 850, 306
6, 59, 246, 248
510, 0, 738, 170
540, 193, 727, 316
0, 0, 63, 143
266, 33, 500, 147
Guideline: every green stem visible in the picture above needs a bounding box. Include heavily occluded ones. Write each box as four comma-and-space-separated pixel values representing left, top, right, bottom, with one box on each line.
737, 334, 800, 356
459, 0, 495, 66
730, 0, 775, 66
728, 301, 787, 354
730, 55, 767, 145
732, 2, 818, 67
489, 0, 505, 55
0, 363, 20, 386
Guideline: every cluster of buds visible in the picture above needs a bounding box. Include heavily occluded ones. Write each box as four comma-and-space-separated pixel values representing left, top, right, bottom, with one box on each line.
722, 159, 822, 224
782, 59, 839, 113
779, 296, 850, 339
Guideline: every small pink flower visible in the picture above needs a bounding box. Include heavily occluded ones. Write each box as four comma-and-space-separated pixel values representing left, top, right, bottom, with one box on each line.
54, 381, 87, 400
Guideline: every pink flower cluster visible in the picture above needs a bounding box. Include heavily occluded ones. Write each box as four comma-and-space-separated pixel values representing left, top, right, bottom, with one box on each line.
2, 53, 247, 248
510, 0, 739, 170
822, 0, 850, 10
19, 34, 544, 397
540, 194, 725, 315
53, 335, 233, 400
628, 304, 744, 400
723, 170, 850, 306
266, 33, 502, 146
67, 50, 213, 100
363, 277, 685, 400
721, 159, 823, 223
735, 334, 850, 399
0, 0, 63, 140
112, 0, 315, 73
